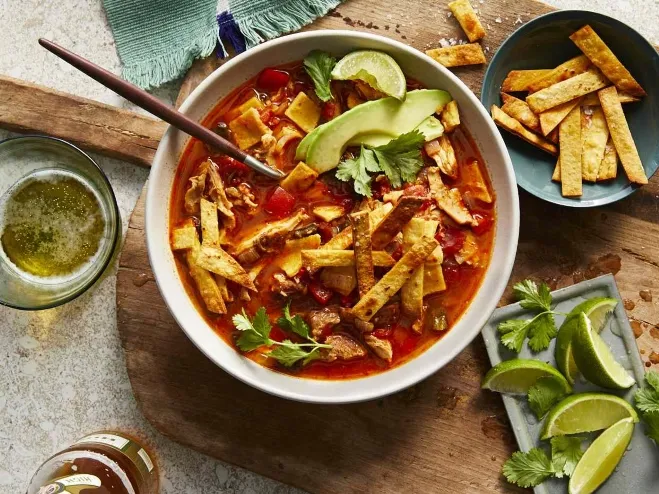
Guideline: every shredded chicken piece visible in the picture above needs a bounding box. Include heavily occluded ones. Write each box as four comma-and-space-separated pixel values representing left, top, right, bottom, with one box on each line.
354, 80, 386, 100
231, 210, 307, 256
206, 160, 236, 229
271, 272, 307, 297
183, 161, 209, 214
225, 183, 257, 209
321, 334, 368, 362
364, 335, 393, 363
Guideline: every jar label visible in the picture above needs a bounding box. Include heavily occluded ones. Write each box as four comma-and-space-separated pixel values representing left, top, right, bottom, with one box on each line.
74, 433, 130, 450
39, 473, 101, 494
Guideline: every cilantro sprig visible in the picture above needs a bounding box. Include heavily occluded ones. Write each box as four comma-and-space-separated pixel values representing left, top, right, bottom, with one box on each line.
550, 436, 584, 478
528, 376, 569, 420
634, 370, 659, 444
303, 50, 336, 102
336, 131, 426, 196
498, 280, 564, 353
233, 305, 330, 367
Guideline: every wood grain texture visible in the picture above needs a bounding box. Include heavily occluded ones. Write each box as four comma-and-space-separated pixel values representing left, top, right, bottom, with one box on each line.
115, 0, 659, 491
0, 75, 167, 167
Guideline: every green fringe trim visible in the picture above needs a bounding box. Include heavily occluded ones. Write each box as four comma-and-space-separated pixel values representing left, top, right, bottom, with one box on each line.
231, 0, 342, 49
122, 25, 219, 90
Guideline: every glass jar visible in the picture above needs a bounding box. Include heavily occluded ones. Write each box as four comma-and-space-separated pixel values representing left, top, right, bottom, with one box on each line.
26, 431, 158, 494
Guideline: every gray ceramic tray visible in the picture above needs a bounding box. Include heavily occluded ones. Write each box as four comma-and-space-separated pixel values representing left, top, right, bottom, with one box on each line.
481, 274, 659, 493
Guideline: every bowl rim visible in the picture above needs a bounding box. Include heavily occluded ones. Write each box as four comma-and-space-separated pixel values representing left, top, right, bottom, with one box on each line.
0, 134, 121, 311
480, 9, 659, 208
147, 29, 520, 403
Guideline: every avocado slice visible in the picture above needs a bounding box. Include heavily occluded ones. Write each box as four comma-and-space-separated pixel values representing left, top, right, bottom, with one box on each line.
346, 116, 445, 148
304, 89, 451, 173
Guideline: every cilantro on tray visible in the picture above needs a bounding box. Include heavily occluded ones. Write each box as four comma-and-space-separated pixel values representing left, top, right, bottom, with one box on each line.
336, 131, 425, 196
528, 376, 569, 420
634, 370, 659, 444
303, 50, 336, 102
550, 436, 584, 478
502, 448, 555, 488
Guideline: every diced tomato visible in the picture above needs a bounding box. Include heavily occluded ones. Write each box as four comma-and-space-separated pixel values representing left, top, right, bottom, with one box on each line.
264, 187, 295, 218
340, 294, 355, 308
372, 327, 393, 339
270, 325, 287, 342
321, 101, 340, 121
257, 68, 290, 92
443, 263, 463, 284
372, 178, 392, 200
436, 227, 466, 257
294, 267, 311, 286
216, 155, 249, 174
339, 196, 355, 212
471, 211, 494, 236
403, 184, 428, 197
316, 222, 334, 243
309, 281, 333, 305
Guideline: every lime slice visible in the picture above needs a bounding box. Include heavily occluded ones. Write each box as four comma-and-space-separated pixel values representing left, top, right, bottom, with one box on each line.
541, 392, 638, 439
331, 50, 407, 100
481, 359, 571, 395
569, 417, 634, 494
571, 312, 635, 389
555, 297, 618, 385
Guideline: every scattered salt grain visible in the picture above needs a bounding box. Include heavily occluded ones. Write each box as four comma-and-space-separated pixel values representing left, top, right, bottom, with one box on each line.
514, 16, 523, 25
583, 106, 594, 116
486, 23, 492, 30
439, 38, 450, 47
485, 46, 490, 52
495, 17, 502, 23
447, 12, 452, 17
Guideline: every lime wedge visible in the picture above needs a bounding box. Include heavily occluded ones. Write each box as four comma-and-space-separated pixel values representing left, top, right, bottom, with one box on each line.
481, 359, 571, 395
571, 312, 635, 389
569, 417, 634, 494
541, 392, 638, 439
555, 297, 617, 385
331, 50, 407, 100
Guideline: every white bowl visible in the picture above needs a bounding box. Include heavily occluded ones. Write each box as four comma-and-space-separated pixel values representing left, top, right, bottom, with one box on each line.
146, 30, 519, 404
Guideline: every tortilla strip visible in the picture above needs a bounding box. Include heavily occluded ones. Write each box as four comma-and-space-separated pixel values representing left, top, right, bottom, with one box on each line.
581, 107, 610, 182
427, 166, 474, 225
206, 160, 236, 229
171, 223, 197, 250
280, 162, 318, 193
597, 138, 618, 181
276, 234, 321, 277
570, 25, 645, 97
502, 69, 552, 92
401, 219, 427, 320
539, 97, 582, 136
200, 198, 220, 247
527, 55, 591, 93
597, 86, 647, 184
351, 236, 439, 321
440, 100, 460, 133
420, 219, 443, 299
559, 105, 583, 197
448, 0, 486, 42
214, 275, 233, 303
461, 160, 493, 203
301, 250, 395, 269
371, 196, 424, 249
320, 266, 357, 296
195, 245, 256, 290
350, 211, 375, 297
231, 210, 307, 256
526, 69, 609, 113
322, 203, 393, 250
501, 93, 541, 133
426, 135, 458, 178
552, 158, 561, 182
186, 237, 226, 314
491, 105, 558, 155
425, 43, 486, 68
582, 91, 639, 106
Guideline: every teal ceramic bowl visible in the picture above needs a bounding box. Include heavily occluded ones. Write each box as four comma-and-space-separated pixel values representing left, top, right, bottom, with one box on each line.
481, 10, 659, 207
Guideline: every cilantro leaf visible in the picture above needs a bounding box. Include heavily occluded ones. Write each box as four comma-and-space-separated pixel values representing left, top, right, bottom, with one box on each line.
269, 342, 313, 367
513, 280, 552, 312
641, 411, 659, 444
502, 448, 555, 488
646, 370, 659, 392
528, 377, 569, 420
634, 388, 659, 414
336, 146, 378, 197
303, 50, 336, 102
233, 308, 272, 351
527, 312, 557, 352
277, 302, 311, 339
550, 436, 584, 478
635, 372, 659, 443
498, 319, 531, 353
372, 131, 425, 187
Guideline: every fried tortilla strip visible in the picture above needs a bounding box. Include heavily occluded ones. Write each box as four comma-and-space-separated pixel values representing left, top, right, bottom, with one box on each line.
350, 211, 375, 297
448, 0, 486, 42
425, 135, 458, 178
200, 198, 220, 247
371, 196, 424, 249
352, 236, 439, 321
597, 138, 618, 181
581, 107, 610, 182
401, 218, 427, 320
171, 221, 197, 250
582, 91, 639, 106
526, 69, 609, 113
570, 25, 645, 97
539, 97, 582, 136
427, 166, 474, 225
502, 69, 552, 92
322, 203, 393, 250
527, 55, 591, 93
186, 237, 226, 314
195, 245, 256, 290
301, 250, 395, 269
598, 86, 647, 184
424, 262, 446, 296
214, 275, 234, 303
559, 105, 583, 197
280, 162, 318, 193
276, 234, 321, 277
462, 160, 493, 203
501, 93, 541, 133
552, 158, 561, 182
425, 43, 486, 68
232, 210, 307, 256
320, 266, 357, 296
491, 105, 558, 155
440, 100, 460, 133
547, 128, 559, 144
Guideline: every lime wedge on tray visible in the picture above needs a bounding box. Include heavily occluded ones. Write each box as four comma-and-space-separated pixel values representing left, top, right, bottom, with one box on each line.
331, 50, 407, 100
541, 392, 638, 440
481, 359, 571, 395
571, 312, 636, 389
569, 417, 635, 494
555, 297, 617, 385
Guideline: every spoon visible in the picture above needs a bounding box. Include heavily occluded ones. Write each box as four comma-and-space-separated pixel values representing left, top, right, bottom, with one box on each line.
38, 38, 284, 179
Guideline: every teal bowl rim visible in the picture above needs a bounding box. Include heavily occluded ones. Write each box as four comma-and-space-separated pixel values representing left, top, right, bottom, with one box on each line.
480, 9, 659, 208
0, 135, 121, 310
